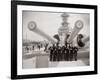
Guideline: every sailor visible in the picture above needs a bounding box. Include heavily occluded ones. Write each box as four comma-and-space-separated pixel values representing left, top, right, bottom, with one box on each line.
52, 44, 56, 61
57, 45, 61, 61
69, 47, 73, 61
74, 46, 78, 61
48, 46, 53, 61
65, 47, 69, 61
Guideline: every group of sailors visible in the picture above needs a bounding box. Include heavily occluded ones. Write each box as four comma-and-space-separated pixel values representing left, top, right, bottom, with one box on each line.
48, 42, 78, 61
24, 41, 79, 61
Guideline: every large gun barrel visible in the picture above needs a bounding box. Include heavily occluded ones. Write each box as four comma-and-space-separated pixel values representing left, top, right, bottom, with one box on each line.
28, 21, 56, 44
67, 20, 83, 43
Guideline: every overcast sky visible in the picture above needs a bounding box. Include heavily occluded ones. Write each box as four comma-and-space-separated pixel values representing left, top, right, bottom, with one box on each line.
22, 11, 90, 41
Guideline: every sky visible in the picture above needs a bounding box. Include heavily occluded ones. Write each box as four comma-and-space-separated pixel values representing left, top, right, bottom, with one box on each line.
22, 11, 90, 41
